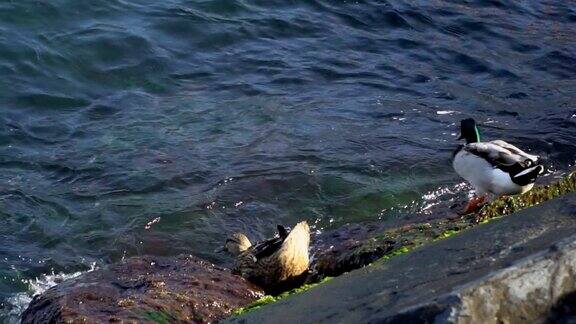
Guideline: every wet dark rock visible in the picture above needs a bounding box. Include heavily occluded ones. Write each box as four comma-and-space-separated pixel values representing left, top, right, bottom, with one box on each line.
307, 201, 462, 280
21, 221, 389, 324
311, 234, 394, 279
309, 223, 388, 279
21, 255, 264, 323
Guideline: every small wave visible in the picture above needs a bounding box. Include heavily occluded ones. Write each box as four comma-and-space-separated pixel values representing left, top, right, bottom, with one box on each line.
436, 110, 455, 115
3, 263, 96, 324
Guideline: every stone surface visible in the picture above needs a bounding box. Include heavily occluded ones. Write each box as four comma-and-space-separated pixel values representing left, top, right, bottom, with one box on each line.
229, 193, 576, 323
390, 238, 576, 323
22, 255, 264, 323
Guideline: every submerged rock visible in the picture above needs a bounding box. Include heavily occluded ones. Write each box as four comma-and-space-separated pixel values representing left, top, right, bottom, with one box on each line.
21, 255, 264, 323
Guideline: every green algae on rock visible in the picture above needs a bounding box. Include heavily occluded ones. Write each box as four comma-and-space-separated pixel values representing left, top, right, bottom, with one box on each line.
313, 172, 576, 281
145, 311, 173, 324
232, 277, 334, 316
358, 172, 576, 269
479, 172, 576, 221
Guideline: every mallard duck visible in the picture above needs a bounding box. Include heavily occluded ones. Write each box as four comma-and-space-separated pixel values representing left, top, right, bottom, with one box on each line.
453, 118, 544, 213
219, 221, 310, 293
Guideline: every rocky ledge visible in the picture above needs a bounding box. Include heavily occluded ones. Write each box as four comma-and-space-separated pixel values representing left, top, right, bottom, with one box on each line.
22, 174, 576, 322
230, 192, 576, 323
21, 255, 264, 323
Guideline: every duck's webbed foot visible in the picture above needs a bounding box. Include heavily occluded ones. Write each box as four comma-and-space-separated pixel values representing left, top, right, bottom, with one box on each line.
459, 195, 488, 215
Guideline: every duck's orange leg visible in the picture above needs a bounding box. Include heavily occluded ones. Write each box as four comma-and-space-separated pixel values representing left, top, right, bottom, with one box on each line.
460, 195, 487, 215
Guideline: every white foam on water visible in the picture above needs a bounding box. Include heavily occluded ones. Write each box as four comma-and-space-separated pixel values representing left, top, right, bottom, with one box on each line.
2, 263, 96, 324
436, 110, 455, 115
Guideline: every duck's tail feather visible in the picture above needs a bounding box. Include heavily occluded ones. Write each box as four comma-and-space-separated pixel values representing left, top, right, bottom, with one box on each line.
277, 221, 310, 264
284, 221, 309, 243
277, 225, 290, 239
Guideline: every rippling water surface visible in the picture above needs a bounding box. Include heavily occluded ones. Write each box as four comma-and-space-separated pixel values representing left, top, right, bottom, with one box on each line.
1, 0, 575, 320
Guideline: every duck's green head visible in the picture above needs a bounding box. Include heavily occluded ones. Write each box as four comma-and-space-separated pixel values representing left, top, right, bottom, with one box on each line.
458, 118, 481, 144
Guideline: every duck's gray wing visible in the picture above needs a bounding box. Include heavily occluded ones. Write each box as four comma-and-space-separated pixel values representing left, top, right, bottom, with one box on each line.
463, 142, 525, 166
488, 140, 539, 162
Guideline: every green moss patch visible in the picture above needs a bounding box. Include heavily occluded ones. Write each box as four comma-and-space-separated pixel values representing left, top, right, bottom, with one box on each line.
232, 277, 334, 316
479, 172, 576, 221
144, 311, 173, 324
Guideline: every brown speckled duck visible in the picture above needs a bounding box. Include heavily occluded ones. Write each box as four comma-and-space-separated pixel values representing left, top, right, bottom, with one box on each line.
219, 221, 310, 293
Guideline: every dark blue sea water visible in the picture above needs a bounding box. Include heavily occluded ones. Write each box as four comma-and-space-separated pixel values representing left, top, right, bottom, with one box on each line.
1, 0, 575, 320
